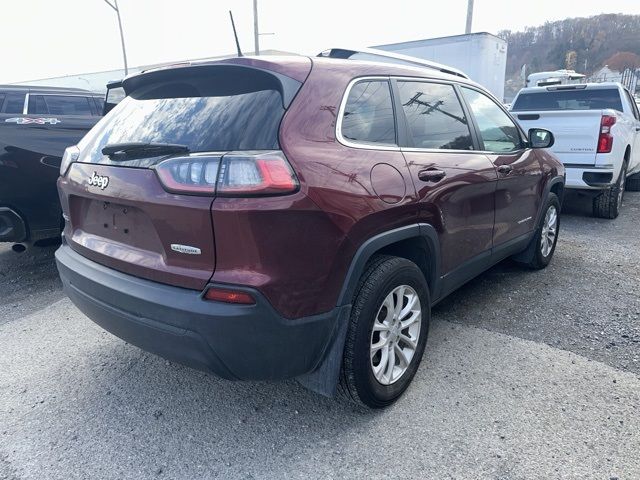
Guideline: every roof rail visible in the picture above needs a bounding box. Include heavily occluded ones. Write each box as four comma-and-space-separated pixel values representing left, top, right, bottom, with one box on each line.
317, 47, 469, 79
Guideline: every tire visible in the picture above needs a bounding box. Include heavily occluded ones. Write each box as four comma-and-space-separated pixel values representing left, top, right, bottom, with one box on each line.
513, 192, 560, 270
627, 172, 640, 192
339, 255, 430, 409
593, 163, 627, 219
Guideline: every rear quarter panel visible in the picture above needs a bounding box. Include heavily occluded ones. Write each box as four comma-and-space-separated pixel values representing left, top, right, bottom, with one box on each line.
235, 61, 420, 318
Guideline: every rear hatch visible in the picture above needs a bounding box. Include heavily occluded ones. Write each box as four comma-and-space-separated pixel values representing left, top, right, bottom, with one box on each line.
59, 62, 307, 290
512, 86, 623, 166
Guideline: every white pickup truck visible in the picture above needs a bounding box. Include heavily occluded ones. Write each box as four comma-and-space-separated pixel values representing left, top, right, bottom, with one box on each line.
511, 83, 640, 218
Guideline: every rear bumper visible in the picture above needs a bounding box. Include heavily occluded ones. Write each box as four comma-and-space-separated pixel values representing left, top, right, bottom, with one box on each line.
0, 207, 27, 242
565, 167, 615, 190
55, 244, 344, 381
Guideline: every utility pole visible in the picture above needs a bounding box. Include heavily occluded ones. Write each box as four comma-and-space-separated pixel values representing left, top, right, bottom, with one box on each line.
465, 0, 474, 34
253, 0, 260, 55
103, 0, 128, 75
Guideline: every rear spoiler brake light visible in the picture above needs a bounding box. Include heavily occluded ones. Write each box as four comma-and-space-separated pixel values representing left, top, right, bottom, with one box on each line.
546, 85, 588, 91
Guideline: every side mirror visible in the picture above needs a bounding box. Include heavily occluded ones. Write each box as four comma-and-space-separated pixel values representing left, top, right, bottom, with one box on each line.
528, 128, 554, 149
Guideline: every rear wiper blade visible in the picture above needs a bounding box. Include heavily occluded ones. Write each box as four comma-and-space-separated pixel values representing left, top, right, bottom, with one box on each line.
102, 142, 190, 159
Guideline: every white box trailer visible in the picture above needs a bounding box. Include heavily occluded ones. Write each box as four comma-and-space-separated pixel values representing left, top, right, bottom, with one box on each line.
372, 33, 508, 101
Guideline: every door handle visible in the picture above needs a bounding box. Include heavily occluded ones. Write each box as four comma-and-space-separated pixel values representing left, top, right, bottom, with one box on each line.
418, 169, 446, 182
497, 165, 513, 174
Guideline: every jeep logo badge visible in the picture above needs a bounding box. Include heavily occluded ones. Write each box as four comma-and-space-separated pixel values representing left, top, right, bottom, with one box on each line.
88, 172, 109, 190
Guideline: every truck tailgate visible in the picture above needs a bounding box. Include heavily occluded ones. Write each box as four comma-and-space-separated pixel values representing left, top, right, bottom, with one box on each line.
513, 110, 603, 166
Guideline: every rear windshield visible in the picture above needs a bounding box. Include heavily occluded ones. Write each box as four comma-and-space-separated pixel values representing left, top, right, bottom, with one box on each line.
513, 88, 623, 112
78, 68, 286, 164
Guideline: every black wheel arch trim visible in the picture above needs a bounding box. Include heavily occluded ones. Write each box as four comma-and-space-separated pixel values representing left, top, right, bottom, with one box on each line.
336, 223, 442, 308
304, 224, 441, 398
539, 174, 565, 220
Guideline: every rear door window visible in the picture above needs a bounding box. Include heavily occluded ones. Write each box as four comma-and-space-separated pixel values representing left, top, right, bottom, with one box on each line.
397, 81, 473, 150
462, 87, 522, 153
42, 95, 93, 115
513, 88, 623, 112
28, 95, 49, 114
340, 80, 396, 146
92, 97, 105, 115
2, 93, 25, 113
0, 94, 5, 111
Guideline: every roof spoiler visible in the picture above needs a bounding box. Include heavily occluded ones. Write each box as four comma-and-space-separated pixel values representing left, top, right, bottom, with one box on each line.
317, 47, 469, 79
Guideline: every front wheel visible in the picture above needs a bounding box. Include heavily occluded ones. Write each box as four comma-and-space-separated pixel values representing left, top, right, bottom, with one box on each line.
339, 256, 430, 408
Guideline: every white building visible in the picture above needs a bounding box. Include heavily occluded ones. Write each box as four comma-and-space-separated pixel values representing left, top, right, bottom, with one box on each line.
373, 33, 508, 100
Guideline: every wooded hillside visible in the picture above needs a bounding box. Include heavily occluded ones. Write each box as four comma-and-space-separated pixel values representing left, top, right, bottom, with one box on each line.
498, 14, 640, 97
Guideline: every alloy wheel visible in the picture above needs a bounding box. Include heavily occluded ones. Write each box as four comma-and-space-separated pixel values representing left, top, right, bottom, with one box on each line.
369, 285, 422, 385
540, 205, 558, 257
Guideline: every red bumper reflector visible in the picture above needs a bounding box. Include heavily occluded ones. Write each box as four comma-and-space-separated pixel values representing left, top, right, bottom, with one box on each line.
204, 287, 255, 305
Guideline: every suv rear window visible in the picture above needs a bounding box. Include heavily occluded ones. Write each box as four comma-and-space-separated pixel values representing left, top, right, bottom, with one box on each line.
513, 88, 623, 112
79, 68, 287, 164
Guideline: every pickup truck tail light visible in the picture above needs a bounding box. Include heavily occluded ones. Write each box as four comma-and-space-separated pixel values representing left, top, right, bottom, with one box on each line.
597, 115, 616, 154
154, 150, 299, 196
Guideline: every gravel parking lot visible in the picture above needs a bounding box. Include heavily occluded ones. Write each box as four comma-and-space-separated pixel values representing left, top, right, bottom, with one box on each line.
1, 193, 639, 479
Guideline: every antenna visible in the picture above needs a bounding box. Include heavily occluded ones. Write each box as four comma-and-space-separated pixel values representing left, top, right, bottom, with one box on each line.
229, 10, 243, 57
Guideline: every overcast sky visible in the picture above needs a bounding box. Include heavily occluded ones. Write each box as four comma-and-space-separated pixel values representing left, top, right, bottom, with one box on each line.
2, 0, 639, 83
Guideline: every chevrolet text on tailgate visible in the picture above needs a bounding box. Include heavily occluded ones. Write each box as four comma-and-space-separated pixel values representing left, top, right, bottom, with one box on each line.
56, 54, 564, 408
511, 83, 640, 218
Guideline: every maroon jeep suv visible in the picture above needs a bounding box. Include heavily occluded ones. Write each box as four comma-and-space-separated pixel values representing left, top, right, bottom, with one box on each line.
55, 54, 564, 408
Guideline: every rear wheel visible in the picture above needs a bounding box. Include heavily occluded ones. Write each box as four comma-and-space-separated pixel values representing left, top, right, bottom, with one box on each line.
593, 163, 627, 219
339, 256, 429, 408
513, 192, 560, 270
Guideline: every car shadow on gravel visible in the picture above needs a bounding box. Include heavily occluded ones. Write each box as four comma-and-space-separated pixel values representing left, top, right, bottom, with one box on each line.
560, 191, 594, 217
0, 241, 63, 321
38, 340, 389, 476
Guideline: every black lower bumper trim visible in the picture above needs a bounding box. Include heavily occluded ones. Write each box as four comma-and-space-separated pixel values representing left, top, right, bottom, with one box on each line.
55, 244, 342, 381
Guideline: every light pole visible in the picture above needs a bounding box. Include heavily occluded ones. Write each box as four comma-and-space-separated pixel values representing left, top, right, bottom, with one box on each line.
465, 0, 474, 34
253, 0, 260, 55
102, 0, 129, 75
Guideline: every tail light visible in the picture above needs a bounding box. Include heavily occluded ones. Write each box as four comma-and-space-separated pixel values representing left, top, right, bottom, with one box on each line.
154, 154, 220, 194
217, 151, 298, 196
597, 115, 616, 154
154, 150, 298, 196
60, 145, 80, 176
